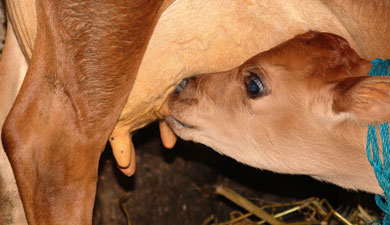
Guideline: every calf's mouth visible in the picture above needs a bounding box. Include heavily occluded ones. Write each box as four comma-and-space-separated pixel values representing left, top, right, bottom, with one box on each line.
165, 116, 194, 129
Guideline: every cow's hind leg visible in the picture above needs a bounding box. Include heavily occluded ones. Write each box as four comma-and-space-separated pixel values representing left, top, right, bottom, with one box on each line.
2, 0, 170, 224
0, 21, 28, 225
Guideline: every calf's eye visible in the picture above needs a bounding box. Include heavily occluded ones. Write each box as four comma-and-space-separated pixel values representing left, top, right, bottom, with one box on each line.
245, 72, 264, 98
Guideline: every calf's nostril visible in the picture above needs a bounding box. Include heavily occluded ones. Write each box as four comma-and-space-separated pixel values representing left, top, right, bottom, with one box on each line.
174, 78, 190, 94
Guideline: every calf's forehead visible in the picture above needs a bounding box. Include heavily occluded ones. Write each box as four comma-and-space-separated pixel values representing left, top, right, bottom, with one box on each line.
240, 56, 313, 93
242, 50, 318, 79
241, 32, 350, 79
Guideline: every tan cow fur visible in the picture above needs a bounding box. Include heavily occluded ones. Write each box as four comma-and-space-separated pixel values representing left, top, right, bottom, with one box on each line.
5, 0, 36, 61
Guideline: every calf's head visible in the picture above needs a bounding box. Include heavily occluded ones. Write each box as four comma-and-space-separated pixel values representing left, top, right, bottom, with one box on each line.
167, 31, 390, 193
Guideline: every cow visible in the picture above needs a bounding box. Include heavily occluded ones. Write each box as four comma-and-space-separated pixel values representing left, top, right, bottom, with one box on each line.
166, 31, 387, 194
1, 0, 390, 225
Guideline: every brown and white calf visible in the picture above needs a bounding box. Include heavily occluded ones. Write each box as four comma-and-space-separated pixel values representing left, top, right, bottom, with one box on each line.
167, 31, 388, 194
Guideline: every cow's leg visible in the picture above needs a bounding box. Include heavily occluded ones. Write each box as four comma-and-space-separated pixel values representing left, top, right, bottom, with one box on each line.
0, 21, 28, 225
2, 0, 170, 224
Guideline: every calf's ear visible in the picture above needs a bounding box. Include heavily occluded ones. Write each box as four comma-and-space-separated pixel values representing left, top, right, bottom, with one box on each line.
332, 76, 390, 124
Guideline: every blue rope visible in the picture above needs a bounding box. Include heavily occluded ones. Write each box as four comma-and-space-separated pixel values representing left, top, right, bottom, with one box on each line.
367, 58, 390, 225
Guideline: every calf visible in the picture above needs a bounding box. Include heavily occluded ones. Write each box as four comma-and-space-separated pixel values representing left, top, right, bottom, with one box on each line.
167, 31, 388, 194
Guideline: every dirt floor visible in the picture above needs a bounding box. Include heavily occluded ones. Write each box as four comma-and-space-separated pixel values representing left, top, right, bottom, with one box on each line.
93, 123, 380, 225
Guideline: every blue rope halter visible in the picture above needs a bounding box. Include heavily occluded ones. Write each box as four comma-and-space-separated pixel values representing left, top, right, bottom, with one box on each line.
366, 58, 390, 225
